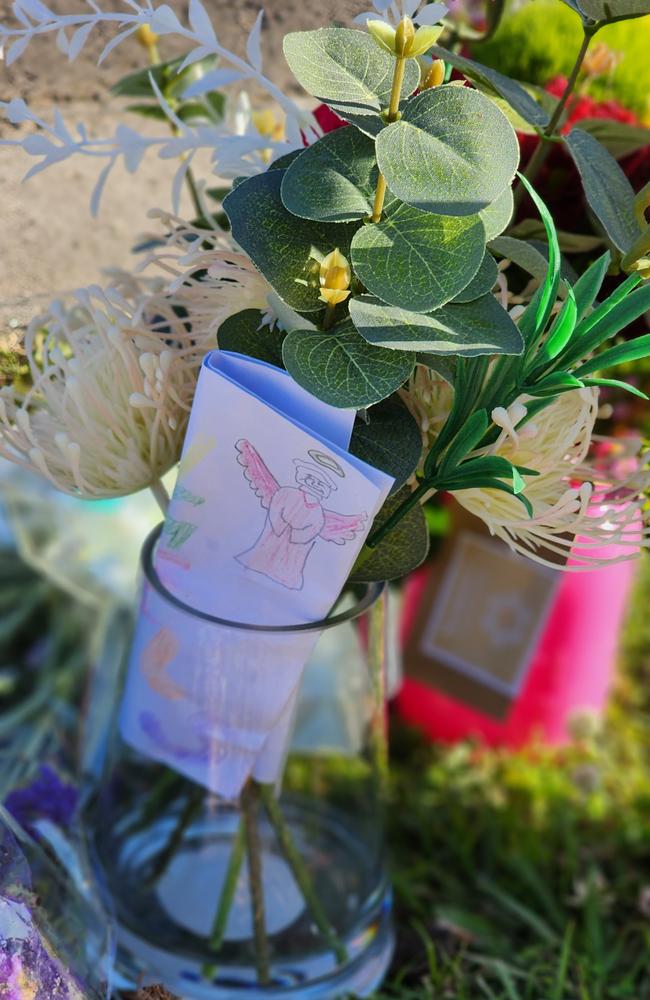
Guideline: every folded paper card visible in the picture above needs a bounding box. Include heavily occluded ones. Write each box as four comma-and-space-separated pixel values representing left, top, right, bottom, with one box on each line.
120, 351, 394, 796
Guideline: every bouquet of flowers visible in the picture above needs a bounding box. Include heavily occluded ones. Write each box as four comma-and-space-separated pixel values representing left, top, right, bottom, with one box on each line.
1, 0, 649, 995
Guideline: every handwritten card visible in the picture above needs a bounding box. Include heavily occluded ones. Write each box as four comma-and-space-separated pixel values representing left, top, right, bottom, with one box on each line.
120, 351, 394, 796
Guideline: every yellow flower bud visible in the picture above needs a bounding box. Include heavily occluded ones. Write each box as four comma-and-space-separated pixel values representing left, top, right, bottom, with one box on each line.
408, 24, 444, 58
367, 19, 397, 54
319, 249, 352, 306
421, 57, 446, 90
394, 16, 416, 57
135, 24, 160, 50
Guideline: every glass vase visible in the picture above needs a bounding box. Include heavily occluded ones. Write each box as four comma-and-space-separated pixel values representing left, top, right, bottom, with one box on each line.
87, 526, 394, 999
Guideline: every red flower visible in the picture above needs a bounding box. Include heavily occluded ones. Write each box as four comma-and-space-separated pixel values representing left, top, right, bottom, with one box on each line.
313, 103, 347, 133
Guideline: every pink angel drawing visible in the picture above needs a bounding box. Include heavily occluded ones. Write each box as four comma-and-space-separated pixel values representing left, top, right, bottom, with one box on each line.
235, 439, 368, 590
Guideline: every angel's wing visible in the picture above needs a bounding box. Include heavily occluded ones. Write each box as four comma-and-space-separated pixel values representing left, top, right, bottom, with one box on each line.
320, 508, 368, 545
235, 439, 280, 509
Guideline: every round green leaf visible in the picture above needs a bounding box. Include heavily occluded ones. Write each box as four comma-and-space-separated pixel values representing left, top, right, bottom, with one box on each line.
349, 397, 422, 493
452, 253, 498, 303
281, 128, 379, 222
376, 86, 519, 216
217, 309, 285, 367
349, 294, 524, 356
350, 487, 429, 582
560, 0, 650, 24
479, 187, 514, 241
281, 320, 414, 408
223, 170, 357, 313
351, 202, 486, 313
283, 28, 420, 115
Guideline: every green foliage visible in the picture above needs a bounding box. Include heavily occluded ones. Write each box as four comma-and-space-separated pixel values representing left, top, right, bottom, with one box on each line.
223, 170, 356, 313
216, 310, 285, 368
560, 0, 650, 26
349, 397, 422, 494
350, 204, 486, 313
349, 486, 429, 581
349, 294, 524, 355
474, 1, 650, 120
429, 45, 550, 128
451, 253, 499, 303
280, 128, 381, 223
283, 28, 420, 115
564, 128, 641, 254
112, 55, 225, 125
376, 87, 519, 217
281, 320, 415, 408
479, 188, 514, 241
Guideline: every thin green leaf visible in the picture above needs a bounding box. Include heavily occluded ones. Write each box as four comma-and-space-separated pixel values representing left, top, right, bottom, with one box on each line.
544, 287, 578, 360
517, 174, 561, 347
572, 250, 611, 322
439, 409, 489, 475
582, 377, 649, 399
575, 334, 650, 376
562, 276, 648, 365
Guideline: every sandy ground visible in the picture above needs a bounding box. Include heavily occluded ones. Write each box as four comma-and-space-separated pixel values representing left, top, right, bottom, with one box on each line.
0, 0, 363, 329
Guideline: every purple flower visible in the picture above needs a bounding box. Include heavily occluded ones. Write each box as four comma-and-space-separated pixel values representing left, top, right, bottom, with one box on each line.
0, 895, 83, 997
4, 765, 78, 836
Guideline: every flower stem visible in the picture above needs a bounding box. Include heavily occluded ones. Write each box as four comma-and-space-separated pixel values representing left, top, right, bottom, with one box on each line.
256, 782, 348, 965
371, 56, 406, 222
365, 479, 433, 550
150, 477, 170, 516
322, 302, 337, 330
514, 29, 593, 208
202, 814, 247, 980
147, 786, 203, 885
242, 782, 272, 985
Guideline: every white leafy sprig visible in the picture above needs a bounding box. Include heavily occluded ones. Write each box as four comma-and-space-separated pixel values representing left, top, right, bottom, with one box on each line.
1, 94, 296, 214
0, 0, 320, 208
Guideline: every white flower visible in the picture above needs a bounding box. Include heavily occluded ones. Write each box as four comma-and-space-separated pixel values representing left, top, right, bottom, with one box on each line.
402, 370, 650, 569
0, 220, 270, 499
354, 0, 448, 29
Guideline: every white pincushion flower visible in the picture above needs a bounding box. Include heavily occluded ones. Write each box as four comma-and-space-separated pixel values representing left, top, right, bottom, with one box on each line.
402, 369, 650, 568
0, 280, 206, 498
0, 222, 271, 499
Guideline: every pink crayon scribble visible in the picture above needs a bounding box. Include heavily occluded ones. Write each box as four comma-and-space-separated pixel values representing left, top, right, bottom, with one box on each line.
234, 439, 367, 591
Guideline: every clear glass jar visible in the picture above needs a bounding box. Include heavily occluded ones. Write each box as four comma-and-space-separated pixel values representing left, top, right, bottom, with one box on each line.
87, 526, 394, 999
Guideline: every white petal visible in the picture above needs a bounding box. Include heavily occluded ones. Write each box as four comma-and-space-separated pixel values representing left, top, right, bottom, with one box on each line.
415, 2, 448, 24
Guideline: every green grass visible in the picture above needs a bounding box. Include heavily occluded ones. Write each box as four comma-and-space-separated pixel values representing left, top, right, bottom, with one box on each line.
378, 557, 650, 999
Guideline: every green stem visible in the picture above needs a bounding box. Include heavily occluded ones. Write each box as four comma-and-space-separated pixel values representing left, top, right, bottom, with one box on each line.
185, 164, 204, 221
371, 56, 406, 222
514, 30, 593, 208
147, 787, 203, 885
257, 782, 348, 965
202, 814, 247, 980
242, 782, 271, 985
365, 479, 433, 550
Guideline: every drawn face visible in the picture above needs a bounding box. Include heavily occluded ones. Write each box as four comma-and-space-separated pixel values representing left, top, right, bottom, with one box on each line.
295, 466, 331, 500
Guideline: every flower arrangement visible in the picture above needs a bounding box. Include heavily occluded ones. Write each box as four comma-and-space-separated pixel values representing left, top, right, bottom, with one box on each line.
1, 0, 650, 994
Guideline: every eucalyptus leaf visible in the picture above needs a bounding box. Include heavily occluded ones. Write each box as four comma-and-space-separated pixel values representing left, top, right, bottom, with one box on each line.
349, 487, 429, 582
223, 170, 356, 313
578, 118, 650, 160
479, 187, 514, 241
281, 128, 380, 222
565, 128, 639, 253
430, 45, 550, 129
282, 320, 414, 408
376, 85, 519, 216
559, 0, 650, 25
283, 28, 420, 115
350, 294, 524, 356
216, 309, 285, 367
349, 397, 422, 493
417, 354, 456, 384
452, 253, 498, 303
489, 236, 550, 281
351, 203, 486, 312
